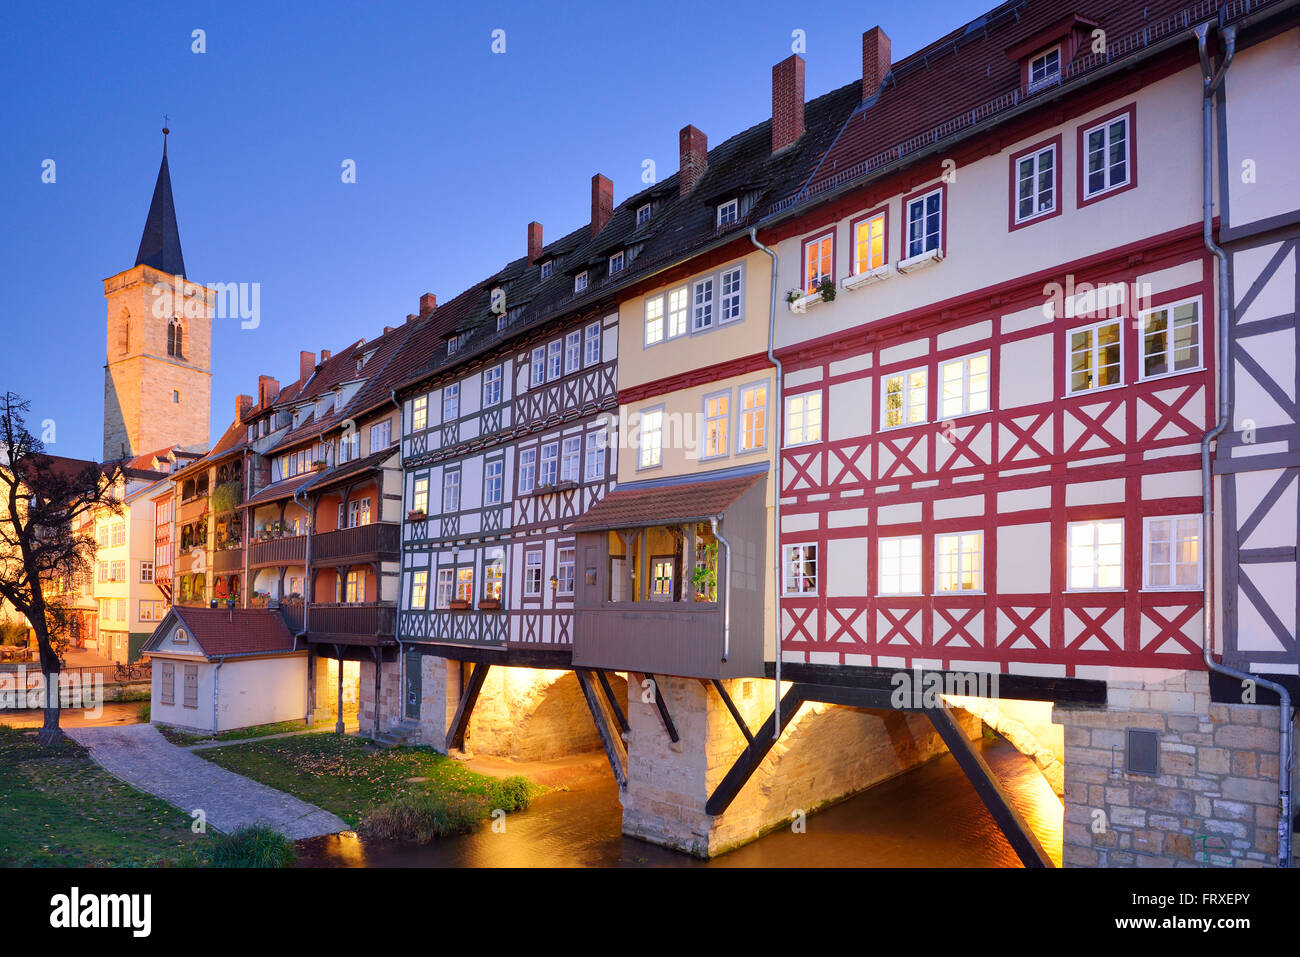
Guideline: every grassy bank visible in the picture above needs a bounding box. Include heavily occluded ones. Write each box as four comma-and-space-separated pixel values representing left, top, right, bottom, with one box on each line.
156, 711, 358, 747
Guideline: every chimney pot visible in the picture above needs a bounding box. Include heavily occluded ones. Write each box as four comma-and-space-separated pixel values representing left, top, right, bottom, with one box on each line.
862, 27, 892, 100
384, 325, 395, 335
679, 125, 708, 196
590, 176, 613, 237
419, 292, 437, 315
299, 351, 316, 386
321, 350, 332, 362
527, 222, 543, 263
772, 55, 806, 153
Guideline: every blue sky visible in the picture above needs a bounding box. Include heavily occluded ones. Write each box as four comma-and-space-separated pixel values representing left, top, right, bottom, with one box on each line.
0, 0, 992, 461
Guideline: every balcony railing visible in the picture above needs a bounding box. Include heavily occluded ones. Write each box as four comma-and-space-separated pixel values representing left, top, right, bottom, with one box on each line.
305, 602, 397, 642
312, 522, 400, 565
248, 534, 306, 567
212, 548, 244, 573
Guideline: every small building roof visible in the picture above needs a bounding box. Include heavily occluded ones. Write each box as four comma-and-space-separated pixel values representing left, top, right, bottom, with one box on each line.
568, 463, 767, 532
143, 606, 298, 659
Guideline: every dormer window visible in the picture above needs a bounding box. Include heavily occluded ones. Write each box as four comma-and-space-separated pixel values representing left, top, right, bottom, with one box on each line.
575, 271, 589, 294
1028, 46, 1061, 90
608, 251, 624, 275
717, 199, 739, 228
540, 260, 553, 279
636, 203, 651, 226
447, 336, 460, 356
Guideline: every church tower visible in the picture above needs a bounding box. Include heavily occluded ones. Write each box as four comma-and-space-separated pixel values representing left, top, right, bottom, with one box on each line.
102, 133, 213, 461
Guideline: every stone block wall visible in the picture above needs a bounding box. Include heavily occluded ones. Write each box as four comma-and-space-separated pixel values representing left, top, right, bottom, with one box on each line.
358, 658, 400, 735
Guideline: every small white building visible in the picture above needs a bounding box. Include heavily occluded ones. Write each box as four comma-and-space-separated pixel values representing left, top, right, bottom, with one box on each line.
142, 606, 308, 734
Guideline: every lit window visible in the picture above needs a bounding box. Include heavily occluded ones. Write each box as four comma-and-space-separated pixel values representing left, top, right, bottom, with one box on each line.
1068, 320, 1122, 394
1140, 299, 1200, 379
703, 392, 730, 459
412, 396, 427, 432
347, 498, 371, 528
583, 322, 601, 366
547, 340, 563, 380
636, 203, 651, 226
584, 430, 606, 482
1144, 516, 1201, 589
557, 547, 575, 595
609, 251, 624, 274
531, 346, 546, 387
1083, 114, 1130, 198
518, 448, 536, 494
575, 271, 589, 293
442, 383, 459, 422
539, 442, 559, 487
854, 213, 886, 274
442, 470, 461, 512
484, 459, 503, 506
693, 278, 714, 331
561, 436, 581, 483
411, 570, 428, 609
940, 353, 990, 418
783, 544, 818, 595
738, 383, 767, 452
483, 547, 504, 601
667, 287, 689, 338
412, 476, 429, 514
1028, 47, 1061, 89
905, 189, 943, 259
345, 570, 365, 603
1015, 144, 1057, 222
435, 569, 454, 609
936, 532, 983, 591
483, 365, 502, 406
717, 199, 738, 227
883, 368, 928, 428
644, 296, 665, 346
803, 233, 833, 294
111, 523, 125, 547
565, 331, 582, 374
650, 558, 676, 601
525, 551, 543, 597
879, 536, 923, 594
1069, 519, 1124, 589
785, 392, 822, 446
720, 266, 743, 322
639, 408, 663, 468
455, 567, 474, 603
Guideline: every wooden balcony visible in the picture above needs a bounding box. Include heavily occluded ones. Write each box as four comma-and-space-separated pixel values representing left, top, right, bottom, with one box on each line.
248, 535, 306, 568
305, 602, 396, 645
312, 522, 400, 567
212, 548, 244, 574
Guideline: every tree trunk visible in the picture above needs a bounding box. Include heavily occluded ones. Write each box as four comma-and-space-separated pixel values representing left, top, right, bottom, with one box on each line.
36, 634, 62, 745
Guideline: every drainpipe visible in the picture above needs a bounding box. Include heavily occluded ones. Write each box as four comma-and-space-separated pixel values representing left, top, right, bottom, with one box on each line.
709, 516, 732, 662
293, 485, 313, 647
390, 389, 404, 721
212, 657, 224, 736
749, 227, 784, 733
1195, 21, 1292, 867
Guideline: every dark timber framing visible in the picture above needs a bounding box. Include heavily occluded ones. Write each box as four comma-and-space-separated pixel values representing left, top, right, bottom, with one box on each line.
575, 668, 628, 788
640, 672, 680, 743
446, 662, 490, 751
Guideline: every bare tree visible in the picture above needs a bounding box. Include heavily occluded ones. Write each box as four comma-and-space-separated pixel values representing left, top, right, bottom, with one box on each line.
0, 392, 121, 743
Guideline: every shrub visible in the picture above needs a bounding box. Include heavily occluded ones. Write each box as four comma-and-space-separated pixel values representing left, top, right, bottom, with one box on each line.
488, 776, 534, 813
138, 702, 150, 723
360, 792, 488, 844
204, 824, 296, 868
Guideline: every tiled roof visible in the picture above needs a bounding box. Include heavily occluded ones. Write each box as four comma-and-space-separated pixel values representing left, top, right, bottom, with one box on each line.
241, 471, 316, 508
568, 465, 767, 532
167, 606, 298, 657
305, 446, 398, 493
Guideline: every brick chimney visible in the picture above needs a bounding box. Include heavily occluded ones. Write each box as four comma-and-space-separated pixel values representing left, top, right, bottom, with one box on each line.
862, 27, 891, 100
257, 375, 280, 408
772, 55, 806, 153
236, 394, 254, 421
419, 292, 437, 316
383, 325, 395, 335
591, 176, 613, 237
299, 351, 316, 385
679, 125, 708, 197
321, 349, 332, 362
528, 221, 543, 263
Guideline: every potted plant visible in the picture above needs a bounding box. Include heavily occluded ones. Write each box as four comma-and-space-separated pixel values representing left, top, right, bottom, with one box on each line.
817, 276, 837, 303
312, 459, 327, 472
785, 289, 802, 304
692, 544, 719, 602
407, 508, 427, 521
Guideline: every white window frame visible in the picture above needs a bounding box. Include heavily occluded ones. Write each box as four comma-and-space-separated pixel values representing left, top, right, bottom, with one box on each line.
442, 469, 461, 513
583, 322, 601, 366
411, 570, 428, 610
720, 265, 744, 324
565, 330, 582, 374
557, 547, 575, 596
1138, 297, 1202, 381
412, 476, 429, 514
716, 198, 738, 227
484, 458, 504, 506
737, 382, 767, 453
483, 365, 502, 407
540, 259, 553, 280
547, 340, 563, 381
370, 419, 392, 451
608, 251, 624, 275
882, 367, 929, 430
530, 346, 546, 387
934, 531, 984, 593
139, 561, 154, 583
905, 188, 943, 259
702, 391, 731, 460
411, 396, 427, 432
1067, 519, 1125, 591
784, 391, 822, 447
667, 286, 689, 339
939, 351, 991, 419
584, 430, 606, 482
692, 277, 714, 332
1082, 113, 1131, 199
539, 442, 559, 487
644, 295, 665, 346
575, 271, 589, 293
560, 436, 581, 484
524, 550, 543, 597
1028, 45, 1061, 90
1142, 514, 1203, 591
434, 568, 454, 609
878, 535, 924, 596
638, 407, 664, 469
483, 547, 504, 601
1014, 143, 1057, 223
442, 383, 459, 422
1066, 318, 1123, 396
783, 543, 819, 596
636, 203, 651, 226
518, 448, 536, 494
853, 212, 886, 275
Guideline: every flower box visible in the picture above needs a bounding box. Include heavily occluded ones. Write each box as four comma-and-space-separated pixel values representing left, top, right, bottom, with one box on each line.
448, 599, 471, 611
896, 248, 944, 274
407, 509, 426, 522
841, 263, 893, 291
478, 599, 501, 610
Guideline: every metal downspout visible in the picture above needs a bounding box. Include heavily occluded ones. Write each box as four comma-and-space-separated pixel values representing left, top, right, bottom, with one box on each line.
749, 227, 784, 733
212, 657, 223, 736
709, 516, 732, 662
1195, 20, 1292, 867
293, 484, 313, 646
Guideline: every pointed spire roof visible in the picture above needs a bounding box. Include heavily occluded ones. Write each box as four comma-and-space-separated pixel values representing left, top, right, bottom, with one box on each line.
134, 136, 187, 277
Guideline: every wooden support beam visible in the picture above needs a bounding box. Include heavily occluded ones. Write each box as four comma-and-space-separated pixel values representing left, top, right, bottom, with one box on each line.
334, 644, 345, 733
446, 662, 489, 751
576, 669, 627, 789
705, 684, 806, 816
371, 646, 382, 737
640, 673, 679, 743
710, 679, 754, 744
927, 705, 1054, 869
595, 670, 629, 734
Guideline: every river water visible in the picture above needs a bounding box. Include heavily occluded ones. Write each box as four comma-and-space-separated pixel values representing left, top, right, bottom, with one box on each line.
297, 737, 1062, 868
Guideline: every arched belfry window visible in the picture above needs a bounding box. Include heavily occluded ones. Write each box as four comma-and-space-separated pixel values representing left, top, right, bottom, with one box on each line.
168, 319, 184, 359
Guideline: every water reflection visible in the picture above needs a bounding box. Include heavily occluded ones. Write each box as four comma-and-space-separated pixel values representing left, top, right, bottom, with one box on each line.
297, 737, 1062, 868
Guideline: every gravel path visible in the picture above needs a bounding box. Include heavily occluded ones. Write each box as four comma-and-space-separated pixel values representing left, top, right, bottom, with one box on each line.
66, 724, 346, 840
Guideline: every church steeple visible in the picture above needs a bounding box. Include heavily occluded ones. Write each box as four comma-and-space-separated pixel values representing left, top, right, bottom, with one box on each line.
134, 127, 186, 277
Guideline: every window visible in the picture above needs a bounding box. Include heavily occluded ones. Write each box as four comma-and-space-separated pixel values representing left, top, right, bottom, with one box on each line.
738, 384, 767, 452
936, 532, 983, 591
183, 664, 198, 709
483, 365, 502, 406
565, 331, 582, 374
667, 287, 689, 338
539, 442, 559, 487
160, 662, 174, 706
609, 251, 624, 275
720, 266, 743, 323
785, 392, 822, 446
167, 319, 184, 359
116, 598, 127, 620
1014, 143, 1057, 223
435, 568, 454, 609
561, 436, 581, 483
1140, 299, 1200, 379
717, 199, 738, 227
940, 353, 990, 418
484, 459, 503, 506
412, 396, 427, 432
802, 232, 834, 294
639, 408, 663, 468
340, 430, 359, 463
1068, 519, 1124, 589
547, 340, 562, 380
531, 346, 546, 387
442, 384, 459, 422
139, 600, 164, 622
853, 211, 886, 274
703, 392, 730, 459
447, 336, 460, 356
455, 567, 474, 603
583, 322, 601, 366
557, 547, 575, 595
139, 561, 154, 583
783, 544, 818, 595
692, 278, 714, 331
411, 570, 428, 609
110, 523, 125, 547
540, 260, 553, 280
905, 188, 943, 259
412, 476, 429, 514
1028, 46, 1061, 89
525, 551, 543, 597
442, 470, 460, 512
345, 570, 365, 603
519, 448, 537, 494
1082, 112, 1131, 200
636, 203, 651, 226
96, 525, 109, 548
883, 368, 928, 428
110, 560, 126, 582
650, 558, 676, 601
347, 497, 371, 528
1144, 515, 1201, 590
483, 548, 504, 601
370, 419, 392, 451
98, 598, 110, 619
644, 296, 665, 346
585, 430, 606, 481
575, 271, 588, 293
879, 536, 923, 595
1068, 319, 1122, 394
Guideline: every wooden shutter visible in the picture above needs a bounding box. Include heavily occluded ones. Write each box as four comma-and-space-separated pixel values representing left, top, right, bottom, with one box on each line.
183, 665, 199, 708
160, 662, 174, 706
